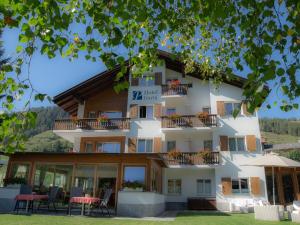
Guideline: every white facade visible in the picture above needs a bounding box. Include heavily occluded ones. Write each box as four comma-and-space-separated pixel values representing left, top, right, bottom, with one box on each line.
54, 59, 268, 211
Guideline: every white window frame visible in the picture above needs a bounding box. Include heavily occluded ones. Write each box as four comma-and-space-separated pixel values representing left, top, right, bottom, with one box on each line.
167, 140, 176, 152
167, 179, 181, 195
137, 139, 153, 153
88, 111, 96, 118
224, 102, 241, 116
231, 178, 249, 194
96, 142, 121, 153
139, 105, 153, 119
228, 136, 246, 152
196, 179, 212, 196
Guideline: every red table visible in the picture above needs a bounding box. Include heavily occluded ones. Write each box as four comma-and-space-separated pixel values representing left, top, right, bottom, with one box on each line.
15, 194, 48, 213
70, 197, 100, 215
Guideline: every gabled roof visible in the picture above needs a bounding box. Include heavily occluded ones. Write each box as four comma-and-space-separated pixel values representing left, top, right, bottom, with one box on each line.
53, 50, 259, 115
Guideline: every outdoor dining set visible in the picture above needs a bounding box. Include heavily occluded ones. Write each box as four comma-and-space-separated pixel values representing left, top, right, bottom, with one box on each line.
14, 184, 113, 217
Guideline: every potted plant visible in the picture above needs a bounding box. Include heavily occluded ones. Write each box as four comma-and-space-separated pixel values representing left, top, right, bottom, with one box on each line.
169, 79, 181, 89
168, 113, 181, 121
3, 177, 27, 188
71, 116, 80, 128
197, 111, 209, 120
97, 115, 109, 125
122, 181, 145, 192
168, 149, 181, 159
197, 150, 211, 164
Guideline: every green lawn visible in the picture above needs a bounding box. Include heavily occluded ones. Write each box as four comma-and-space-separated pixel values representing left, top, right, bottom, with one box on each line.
0, 212, 296, 225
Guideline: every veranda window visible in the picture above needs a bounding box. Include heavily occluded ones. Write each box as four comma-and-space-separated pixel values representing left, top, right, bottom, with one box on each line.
10, 163, 30, 180
123, 166, 146, 189
74, 165, 95, 196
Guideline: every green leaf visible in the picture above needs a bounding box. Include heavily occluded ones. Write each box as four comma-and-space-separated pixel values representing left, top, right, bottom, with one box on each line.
16, 45, 23, 53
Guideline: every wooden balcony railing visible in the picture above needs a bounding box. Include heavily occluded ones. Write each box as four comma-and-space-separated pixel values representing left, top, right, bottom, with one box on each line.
54, 118, 131, 130
161, 114, 217, 128
160, 152, 219, 166
161, 84, 192, 96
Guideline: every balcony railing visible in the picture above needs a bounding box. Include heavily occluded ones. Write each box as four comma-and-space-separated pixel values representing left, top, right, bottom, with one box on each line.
160, 152, 219, 166
54, 118, 131, 130
161, 84, 192, 96
161, 114, 217, 128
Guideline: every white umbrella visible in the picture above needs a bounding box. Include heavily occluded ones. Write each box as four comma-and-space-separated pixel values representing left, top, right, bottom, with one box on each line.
242, 153, 300, 205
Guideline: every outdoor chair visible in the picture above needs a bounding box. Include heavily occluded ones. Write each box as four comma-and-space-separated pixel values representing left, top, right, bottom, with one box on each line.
14, 184, 33, 212
68, 186, 83, 215
254, 205, 284, 221
37, 186, 60, 212
98, 188, 113, 216
290, 201, 300, 223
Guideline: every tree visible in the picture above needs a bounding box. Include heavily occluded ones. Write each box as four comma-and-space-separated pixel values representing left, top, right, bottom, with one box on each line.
0, 0, 299, 153
0, 30, 9, 69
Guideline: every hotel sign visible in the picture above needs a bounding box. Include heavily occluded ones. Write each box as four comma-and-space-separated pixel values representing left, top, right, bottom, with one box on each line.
130, 86, 161, 104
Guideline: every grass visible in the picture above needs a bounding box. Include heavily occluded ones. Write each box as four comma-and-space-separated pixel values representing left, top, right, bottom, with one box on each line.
261, 132, 299, 144
0, 212, 296, 225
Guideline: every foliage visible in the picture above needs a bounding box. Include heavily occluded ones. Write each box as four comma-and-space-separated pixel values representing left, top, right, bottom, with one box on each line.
1, 0, 300, 153
0, 30, 9, 68
197, 111, 209, 119
168, 113, 181, 120
122, 180, 145, 190
3, 177, 27, 186
25, 130, 72, 153
261, 132, 299, 145
260, 118, 300, 137
167, 149, 182, 158
97, 115, 109, 123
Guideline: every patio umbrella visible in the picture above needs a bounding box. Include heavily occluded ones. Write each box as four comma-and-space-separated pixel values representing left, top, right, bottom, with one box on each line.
241, 153, 300, 205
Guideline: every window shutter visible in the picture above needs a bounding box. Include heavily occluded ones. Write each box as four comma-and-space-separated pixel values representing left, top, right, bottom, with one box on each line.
217, 101, 225, 116
242, 102, 252, 116
154, 72, 162, 85
130, 104, 138, 118
220, 136, 228, 151
131, 76, 139, 86
128, 138, 137, 153
250, 177, 260, 196
246, 135, 256, 152
222, 177, 232, 195
154, 104, 162, 118
154, 137, 162, 153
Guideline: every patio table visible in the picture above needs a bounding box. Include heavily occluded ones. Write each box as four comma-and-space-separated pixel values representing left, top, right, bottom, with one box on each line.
70, 197, 100, 216
15, 194, 48, 213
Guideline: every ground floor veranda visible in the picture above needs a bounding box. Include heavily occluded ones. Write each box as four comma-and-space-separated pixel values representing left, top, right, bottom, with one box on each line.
265, 167, 300, 205
5, 152, 164, 209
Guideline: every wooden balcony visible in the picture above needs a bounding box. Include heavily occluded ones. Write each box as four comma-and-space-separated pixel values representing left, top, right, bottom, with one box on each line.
54, 118, 130, 130
160, 152, 219, 166
161, 114, 217, 128
161, 84, 192, 96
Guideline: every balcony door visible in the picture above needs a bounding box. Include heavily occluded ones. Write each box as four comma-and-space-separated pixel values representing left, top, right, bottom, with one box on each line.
101, 111, 122, 119
96, 164, 118, 207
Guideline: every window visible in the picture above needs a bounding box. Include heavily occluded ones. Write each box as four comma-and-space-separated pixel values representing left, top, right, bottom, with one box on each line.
96, 142, 121, 153
11, 164, 30, 179
139, 106, 153, 119
197, 179, 212, 196
74, 165, 95, 196
85, 142, 93, 153
137, 139, 153, 153
100, 111, 122, 119
139, 75, 155, 86
232, 178, 249, 194
224, 102, 241, 116
166, 108, 176, 115
123, 166, 146, 189
229, 137, 245, 152
168, 179, 181, 195
167, 141, 176, 152
204, 140, 213, 151
202, 107, 211, 114
88, 111, 97, 118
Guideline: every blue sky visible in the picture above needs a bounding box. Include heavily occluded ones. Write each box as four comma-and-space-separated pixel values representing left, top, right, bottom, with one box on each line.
2, 29, 300, 119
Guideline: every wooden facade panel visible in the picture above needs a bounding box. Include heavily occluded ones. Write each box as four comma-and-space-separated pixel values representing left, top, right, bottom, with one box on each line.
130, 104, 138, 118
154, 72, 162, 85
222, 177, 232, 195
154, 104, 162, 118
153, 137, 162, 153
128, 138, 137, 153
217, 101, 225, 116
250, 177, 261, 196
220, 136, 228, 151
246, 135, 257, 152
84, 88, 128, 118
